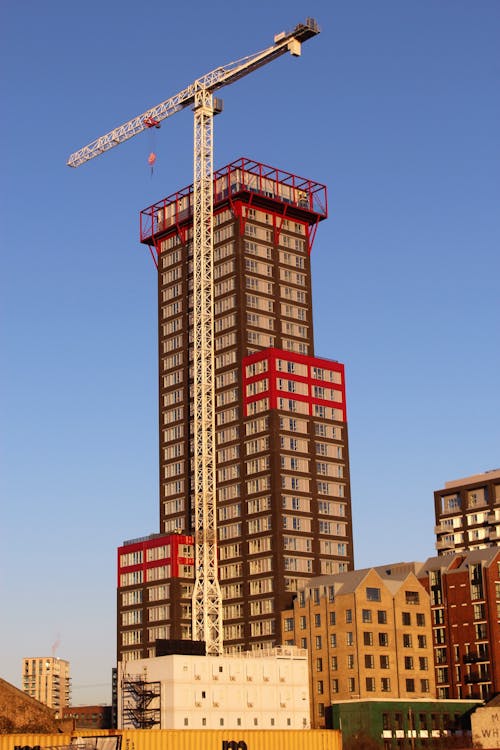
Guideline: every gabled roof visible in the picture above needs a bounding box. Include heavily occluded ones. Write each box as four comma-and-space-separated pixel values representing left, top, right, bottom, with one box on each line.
421, 548, 500, 576
302, 562, 425, 597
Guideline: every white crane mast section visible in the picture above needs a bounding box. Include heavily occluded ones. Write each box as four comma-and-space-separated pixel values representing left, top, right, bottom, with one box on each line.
191, 90, 223, 653
66, 19, 319, 168
67, 17, 320, 657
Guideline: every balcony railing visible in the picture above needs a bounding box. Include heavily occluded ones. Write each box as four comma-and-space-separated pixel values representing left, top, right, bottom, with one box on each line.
140, 157, 328, 246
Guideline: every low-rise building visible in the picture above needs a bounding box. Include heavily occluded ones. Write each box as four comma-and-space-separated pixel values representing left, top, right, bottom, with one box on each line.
280, 564, 435, 728
327, 698, 480, 749
61, 704, 112, 729
117, 648, 310, 729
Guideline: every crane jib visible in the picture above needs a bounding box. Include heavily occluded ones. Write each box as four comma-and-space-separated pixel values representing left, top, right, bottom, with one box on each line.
66, 18, 319, 168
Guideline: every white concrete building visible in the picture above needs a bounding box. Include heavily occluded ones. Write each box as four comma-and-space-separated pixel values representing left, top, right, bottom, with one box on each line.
117, 647, 310, 730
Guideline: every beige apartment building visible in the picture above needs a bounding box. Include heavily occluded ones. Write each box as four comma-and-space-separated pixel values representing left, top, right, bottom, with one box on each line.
281, 564, 435, 728
22, 656, 71, 712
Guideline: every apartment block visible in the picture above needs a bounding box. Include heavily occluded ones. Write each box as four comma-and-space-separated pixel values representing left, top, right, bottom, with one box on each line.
117, 533, 196, 661
117, 157, 354, 658
434, 469, 500, 554
22, 656, 71, 712
418, 548, 500, 702
280, 564, 435, 729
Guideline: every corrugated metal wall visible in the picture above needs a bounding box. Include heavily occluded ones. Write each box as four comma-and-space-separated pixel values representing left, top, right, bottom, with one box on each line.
0, 729, 341, 750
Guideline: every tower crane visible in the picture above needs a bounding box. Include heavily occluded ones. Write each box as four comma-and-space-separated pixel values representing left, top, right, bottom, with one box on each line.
67, 18, 320, 657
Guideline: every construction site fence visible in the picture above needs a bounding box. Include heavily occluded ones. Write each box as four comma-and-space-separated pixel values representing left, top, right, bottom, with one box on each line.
0, 729, 341, 750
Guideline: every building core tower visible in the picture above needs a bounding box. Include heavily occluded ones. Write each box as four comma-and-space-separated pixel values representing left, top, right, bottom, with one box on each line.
117, 158, 354, 660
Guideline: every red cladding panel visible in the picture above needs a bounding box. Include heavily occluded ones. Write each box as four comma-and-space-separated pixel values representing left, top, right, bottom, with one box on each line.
242, 348, 346, 421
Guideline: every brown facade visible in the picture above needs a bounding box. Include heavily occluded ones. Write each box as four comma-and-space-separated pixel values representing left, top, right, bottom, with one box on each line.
434, 469, 500, 554
280, 564, 435, 729
418, 548, 500, 702
61, 704, 112, 729
117, 533, 195, 661
117, 159, 355, 660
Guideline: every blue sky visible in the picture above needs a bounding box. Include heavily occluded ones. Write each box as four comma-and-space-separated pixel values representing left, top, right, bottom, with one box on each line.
1, 0, 499, 706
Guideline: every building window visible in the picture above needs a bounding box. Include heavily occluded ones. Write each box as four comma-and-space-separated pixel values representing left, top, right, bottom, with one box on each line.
366, 677, 376, 692
363, 632, 373, 646
381, 677, 391, 692
315, 614, 321, 627
406, 678, 415, 692
362, 609, 372, 623
403, 634, 412, 648
380, 655, 390, 669
379, 632, 389, 647
329, 611, 336, 626
345, 609, 353, 623
416, 613, 426, 626
378, 610, 387, 624
346, 632, 354, 646
421, 679, 430, 693
348, 678, 356, 693
418, 634, 428, 648
433, 608, 445, 625
434, 628, 446, 645
404, 656, 414, 670
366, 587, 381, 601
365, 655, 374, 669
347, 654, 355, 669
402, 612, 411, 626
317, 680, 324, 694
405, 591, 420, 604
315, 635, 322, 649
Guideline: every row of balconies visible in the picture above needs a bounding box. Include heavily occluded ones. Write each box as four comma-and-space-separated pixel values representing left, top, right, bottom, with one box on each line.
464, 672, 491, 684
435, 511, 499, 533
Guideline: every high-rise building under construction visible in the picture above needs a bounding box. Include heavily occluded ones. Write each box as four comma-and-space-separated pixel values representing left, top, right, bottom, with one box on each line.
117, 157, 354, 660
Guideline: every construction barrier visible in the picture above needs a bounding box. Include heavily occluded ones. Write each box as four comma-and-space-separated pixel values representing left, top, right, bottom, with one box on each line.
0, 729, 341, 750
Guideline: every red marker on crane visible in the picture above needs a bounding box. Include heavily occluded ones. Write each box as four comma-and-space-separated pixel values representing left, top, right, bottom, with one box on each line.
144, 118, 160, 173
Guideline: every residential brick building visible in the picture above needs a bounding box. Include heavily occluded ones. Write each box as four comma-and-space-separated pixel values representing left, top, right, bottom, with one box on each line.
280, 564, 435, 728
418, 548, 500, 702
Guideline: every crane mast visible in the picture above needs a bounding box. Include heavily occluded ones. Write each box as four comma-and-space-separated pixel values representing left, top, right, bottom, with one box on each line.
67, 18, 320, 656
